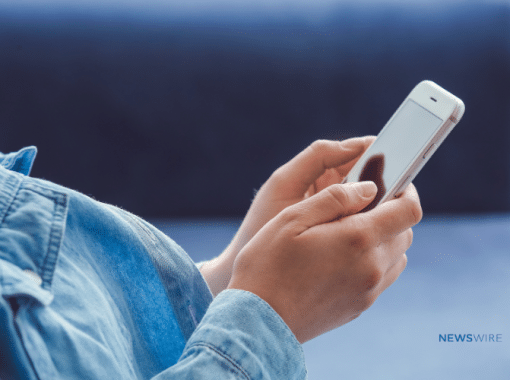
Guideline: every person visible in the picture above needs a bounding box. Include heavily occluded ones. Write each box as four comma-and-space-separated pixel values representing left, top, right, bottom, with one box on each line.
0, 136, 421, 380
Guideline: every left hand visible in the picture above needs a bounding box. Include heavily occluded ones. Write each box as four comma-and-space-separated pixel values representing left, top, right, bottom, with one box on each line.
200, 136, 376, 296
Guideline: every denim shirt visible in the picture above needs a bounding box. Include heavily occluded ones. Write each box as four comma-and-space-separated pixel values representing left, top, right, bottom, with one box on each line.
0, 147, 306, 380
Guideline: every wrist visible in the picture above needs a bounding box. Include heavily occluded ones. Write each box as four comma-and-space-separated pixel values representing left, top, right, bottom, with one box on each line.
199, 245, 237, 297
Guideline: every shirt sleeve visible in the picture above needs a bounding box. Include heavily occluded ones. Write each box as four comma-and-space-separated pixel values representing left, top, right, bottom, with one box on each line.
151, 289, 308, 380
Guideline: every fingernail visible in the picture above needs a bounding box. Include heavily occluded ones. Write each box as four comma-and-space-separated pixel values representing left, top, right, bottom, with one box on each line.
354, 181, 377, 198
341, 139, 364, 152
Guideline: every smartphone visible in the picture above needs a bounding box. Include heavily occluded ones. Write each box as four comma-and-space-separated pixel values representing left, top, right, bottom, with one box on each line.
342, 80, 465, 212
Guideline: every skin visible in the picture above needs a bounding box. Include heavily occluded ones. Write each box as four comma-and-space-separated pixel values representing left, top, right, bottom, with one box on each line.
200, 137, 422, 343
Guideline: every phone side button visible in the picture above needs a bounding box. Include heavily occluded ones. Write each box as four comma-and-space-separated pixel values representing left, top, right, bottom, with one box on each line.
423, 143, 436, 159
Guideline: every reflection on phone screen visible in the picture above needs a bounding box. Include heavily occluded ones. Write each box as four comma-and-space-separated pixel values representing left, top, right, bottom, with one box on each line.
359, 154, 386, 212
345, 99, 443, 211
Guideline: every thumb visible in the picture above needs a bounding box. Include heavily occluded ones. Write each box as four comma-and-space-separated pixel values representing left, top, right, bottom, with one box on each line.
293, 181, 377, 229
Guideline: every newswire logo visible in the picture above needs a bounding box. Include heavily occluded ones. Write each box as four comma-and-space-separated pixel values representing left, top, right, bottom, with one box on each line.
439, 334, 503, 343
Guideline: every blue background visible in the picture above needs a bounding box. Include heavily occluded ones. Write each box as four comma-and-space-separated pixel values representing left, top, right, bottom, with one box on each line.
1, 0, 509, 217
154, 215, 510, 379
1, 0, 509, 378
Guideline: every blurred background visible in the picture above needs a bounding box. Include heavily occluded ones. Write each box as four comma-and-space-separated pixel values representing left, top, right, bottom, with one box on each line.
1, 0, 509, 217
1, 0, 509, 378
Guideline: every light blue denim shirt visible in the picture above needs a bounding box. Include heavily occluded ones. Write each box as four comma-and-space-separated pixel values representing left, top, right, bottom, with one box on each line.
0, 147, 306, 380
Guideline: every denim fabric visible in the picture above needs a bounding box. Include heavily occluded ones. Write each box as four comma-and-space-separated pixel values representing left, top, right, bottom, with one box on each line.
0, 147, 306, 380
0, 146, 37, 177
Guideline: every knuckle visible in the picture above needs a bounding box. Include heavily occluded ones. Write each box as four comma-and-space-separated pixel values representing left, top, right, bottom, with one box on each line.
345, 227, 373, 251
275, 208, 302, 238
403, 188, 423, 225
363, 267, 384, 291
278, 206, 299, 225
410, 202, 423, 225
327, 184, 350, 208
309, 139, 330, 153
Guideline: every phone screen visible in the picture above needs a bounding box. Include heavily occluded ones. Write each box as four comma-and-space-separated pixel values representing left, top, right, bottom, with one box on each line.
345, 99, 443, 210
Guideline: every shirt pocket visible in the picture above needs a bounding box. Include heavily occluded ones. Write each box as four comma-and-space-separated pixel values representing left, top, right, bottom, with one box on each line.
0, 178, 68, 380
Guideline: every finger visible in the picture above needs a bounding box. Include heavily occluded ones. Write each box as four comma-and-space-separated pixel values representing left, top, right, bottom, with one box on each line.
313, 136, 377, 194
313, 168, 345, 194
378, 228, 413, 270
332, 136, 377, 179
357, 182, 422, 241
379, 252, 408, 293
288, 181, 377, 232
361, 253, 408, 311
275, 137, 374, 197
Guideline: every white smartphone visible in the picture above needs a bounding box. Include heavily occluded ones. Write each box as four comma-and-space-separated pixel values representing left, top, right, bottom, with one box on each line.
342, 80, 465, 212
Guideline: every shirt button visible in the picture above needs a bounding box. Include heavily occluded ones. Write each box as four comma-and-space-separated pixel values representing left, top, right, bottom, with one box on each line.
23, 269, 42, 286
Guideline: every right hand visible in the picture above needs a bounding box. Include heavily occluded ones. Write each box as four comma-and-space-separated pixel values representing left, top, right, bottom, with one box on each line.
227, 180, 422, 344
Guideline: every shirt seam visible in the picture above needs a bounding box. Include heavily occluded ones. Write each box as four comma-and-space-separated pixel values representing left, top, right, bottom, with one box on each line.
0, 173, 22, 227
185, 342, 251, 380
114, 207, 203, 338
236, 290, 304, 354
39, 192, 68, 290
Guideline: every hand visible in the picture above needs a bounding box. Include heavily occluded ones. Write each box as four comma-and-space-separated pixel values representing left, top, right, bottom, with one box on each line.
201, 137, 375, 296
227, 180, 422, 343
